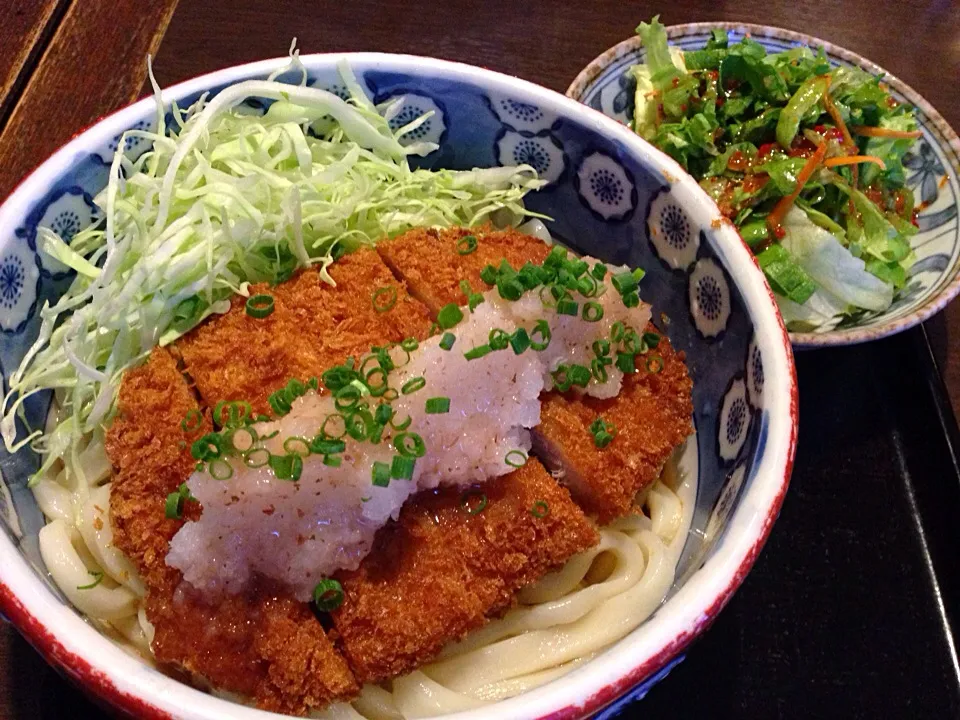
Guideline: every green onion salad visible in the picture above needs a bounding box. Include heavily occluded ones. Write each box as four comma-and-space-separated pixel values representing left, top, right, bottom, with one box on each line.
2, 49, 547, 479
630, 17, 927, 332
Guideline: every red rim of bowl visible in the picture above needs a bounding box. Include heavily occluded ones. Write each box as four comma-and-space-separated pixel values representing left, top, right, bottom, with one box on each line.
0, 51, 799, 720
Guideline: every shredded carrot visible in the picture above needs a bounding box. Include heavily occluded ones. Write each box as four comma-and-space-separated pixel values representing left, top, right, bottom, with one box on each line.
766, 142, 829, 235
824, 155, 887, 170
822, 91, 855, 151
850, 125, 923, 139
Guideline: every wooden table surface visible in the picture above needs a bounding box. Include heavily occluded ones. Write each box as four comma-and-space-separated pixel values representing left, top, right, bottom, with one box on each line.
1, 0, 959, 717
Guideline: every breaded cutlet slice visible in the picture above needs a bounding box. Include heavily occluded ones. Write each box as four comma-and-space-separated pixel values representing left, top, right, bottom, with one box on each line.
106, 349, 358, 713
532, 326, 693, 523
378, 227, 694, 523
377, 226, 550, 314
176, 247, 432, 415
331, 458, 598, 684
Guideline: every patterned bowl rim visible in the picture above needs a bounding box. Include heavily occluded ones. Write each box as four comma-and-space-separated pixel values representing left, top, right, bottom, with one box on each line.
0, 51, 798, 720
566, 21, 960, 349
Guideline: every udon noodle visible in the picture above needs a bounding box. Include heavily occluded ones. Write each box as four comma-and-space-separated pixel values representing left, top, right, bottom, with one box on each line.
32, 400, 695, 718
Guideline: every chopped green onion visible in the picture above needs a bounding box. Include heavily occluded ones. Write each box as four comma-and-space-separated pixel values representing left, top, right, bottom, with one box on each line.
480, 264, 497, 285
228, 426, 257, 453
372, 461, 391, 487
457, 234, 479, 255
505, 450, 527, 468
180, 409, 203, 432
323, 455, 342, 467
438, 303, 464, 329
401, 337, 419, 352
372, 285, 398, 313
334, 384, 363, 411
313, 579, 344, 612
489, 328, 511, 351
374, 403, 393, 426
556, 298, 579, 316
589, 417, 617, 449
569, 364, 592, 387
497, 276, 524, 301
243, 448, 271, 468
401, 377, 426, 395
191, 433, 224, 461
611, 271, 638, 296
591, 263, 608, 281
391, 455, 416, 480
310, 437, 345, 455
464, 343, 493, 360
622, 291, 640, 308
346, 410, 373, 441
530, 500, 550, 518
364, 367, 388, 396
395, 432, 426, 458
615, 352, 637, 374
425, 397, 450, 414
245, 294, 275, 319
208, 458, 234, 480
468, 292, 485, 312
621, 329, 642, 355
269, 389, 292, 416
611, 321, 626, 343
164, 491, 184, 520
321, 413, 347, 439
390, 413, 412, 431
510, 328, 530, 355
283, 436, 312, 457
577, 274, 598, 297
591, 358, 608, 383
269, 453, 303, 481
646, 354, 664, 374
642, 331, 661, 350
530, 320, 551, 351
592, 338, 610, 357
461, 490, 488, 515
77, 570, 105, 590
439, 332, 456, 351
552, 365, 572, 392
582, 302, 604, 322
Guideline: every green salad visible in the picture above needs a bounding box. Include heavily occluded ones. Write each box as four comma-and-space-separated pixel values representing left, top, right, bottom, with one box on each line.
630, 18, 924, 331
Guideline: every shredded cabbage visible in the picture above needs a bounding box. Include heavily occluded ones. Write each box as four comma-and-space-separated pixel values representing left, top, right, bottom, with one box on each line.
780, 207, 893, 312
2, 52, 546, 475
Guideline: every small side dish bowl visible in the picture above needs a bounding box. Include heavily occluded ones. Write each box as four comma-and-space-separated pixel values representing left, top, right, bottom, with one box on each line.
0, 53, 796, 719
567, 22, 960, 349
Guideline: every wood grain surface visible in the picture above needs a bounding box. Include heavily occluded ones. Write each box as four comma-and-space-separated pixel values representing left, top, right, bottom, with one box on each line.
0, 0, 67, 130
2, 1, 960, 718
0, 0, 179, 199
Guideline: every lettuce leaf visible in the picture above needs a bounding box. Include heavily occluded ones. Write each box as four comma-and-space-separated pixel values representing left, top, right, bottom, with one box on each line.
780, 207, 893, 310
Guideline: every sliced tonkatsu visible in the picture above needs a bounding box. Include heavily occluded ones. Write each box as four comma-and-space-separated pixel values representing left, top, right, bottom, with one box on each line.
378, 226, 694, 523
176, 248, 433, 414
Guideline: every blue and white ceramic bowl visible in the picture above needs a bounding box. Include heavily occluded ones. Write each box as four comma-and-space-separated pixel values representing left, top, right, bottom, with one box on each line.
0, 54, 797, 719
568, 22, 960, 349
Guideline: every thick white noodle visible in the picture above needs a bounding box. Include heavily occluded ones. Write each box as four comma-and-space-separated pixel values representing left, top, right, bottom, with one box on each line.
32, 416, 694, 720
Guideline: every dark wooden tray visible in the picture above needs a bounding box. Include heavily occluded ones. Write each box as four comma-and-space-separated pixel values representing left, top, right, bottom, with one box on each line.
610, 325, 960, 719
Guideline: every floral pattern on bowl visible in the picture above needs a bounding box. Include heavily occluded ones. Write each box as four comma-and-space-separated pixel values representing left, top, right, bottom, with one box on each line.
0, 53, 796, 720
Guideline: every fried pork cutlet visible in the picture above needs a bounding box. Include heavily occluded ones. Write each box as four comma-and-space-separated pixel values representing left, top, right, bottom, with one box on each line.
332, 458, 598, 683
378, 227, 694, 523
105, 349, 358, 714
176, 248, 432, 415
533, 326, 693, 522
378, 226, 550, 314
